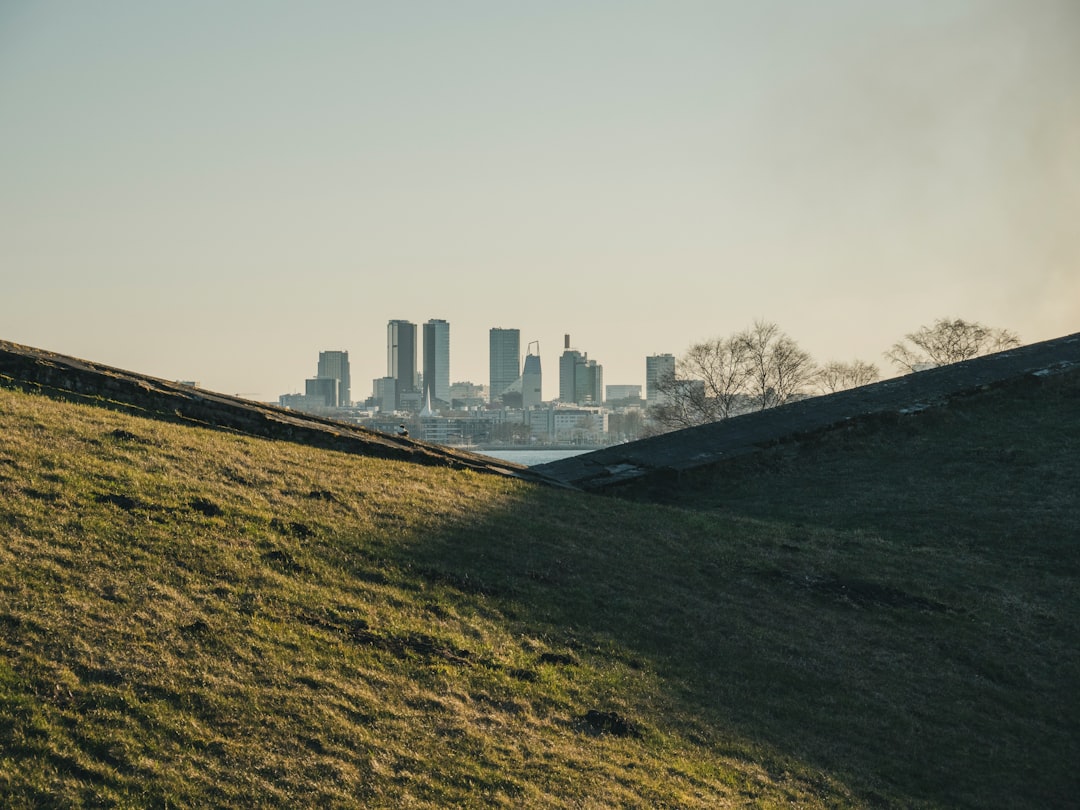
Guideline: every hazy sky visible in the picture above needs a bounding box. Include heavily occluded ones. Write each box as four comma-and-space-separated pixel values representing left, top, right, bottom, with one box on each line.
3, 1, 1078, 401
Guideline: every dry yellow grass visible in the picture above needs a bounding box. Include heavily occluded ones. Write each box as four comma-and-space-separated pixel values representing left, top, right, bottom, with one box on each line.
2, 375, 1077, 808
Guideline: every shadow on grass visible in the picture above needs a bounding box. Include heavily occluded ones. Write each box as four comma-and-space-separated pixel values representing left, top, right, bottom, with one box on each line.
385, 375, 1080, 809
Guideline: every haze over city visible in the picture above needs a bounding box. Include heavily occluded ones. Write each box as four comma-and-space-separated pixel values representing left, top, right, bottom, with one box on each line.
3, 1, 1077, 402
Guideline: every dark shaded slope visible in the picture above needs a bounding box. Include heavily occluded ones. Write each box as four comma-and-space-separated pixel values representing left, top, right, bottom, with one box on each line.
0, 339, 557, 485
536, 332, 1080, 491
612, 349, 1080, 534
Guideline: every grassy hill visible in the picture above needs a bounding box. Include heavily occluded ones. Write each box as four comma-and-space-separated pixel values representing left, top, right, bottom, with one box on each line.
1, 371, 1077, 808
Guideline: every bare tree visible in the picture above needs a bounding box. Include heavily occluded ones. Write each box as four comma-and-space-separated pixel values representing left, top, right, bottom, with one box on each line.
735, 320, 816, 410
681, 337, 755, 420
650, 336, 751, 428
608, 409, 646, 441
649, 320, 816, 430
886, 318, 1021, 373
816, 359, 880, 394
649, 374, 713, 430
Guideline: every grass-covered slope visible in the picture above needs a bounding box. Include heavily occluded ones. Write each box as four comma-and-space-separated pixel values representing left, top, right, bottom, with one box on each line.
1, 375, 1077, 808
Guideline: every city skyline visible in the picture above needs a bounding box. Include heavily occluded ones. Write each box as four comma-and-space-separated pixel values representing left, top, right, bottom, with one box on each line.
3, 3, 1077, 401
284, 321, 630, 409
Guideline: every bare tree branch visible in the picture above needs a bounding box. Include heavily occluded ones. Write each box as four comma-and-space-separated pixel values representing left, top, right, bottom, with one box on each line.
650, 372, 712, 429
650, 320, 817, 430
886, 318, 1021, 373
681, 337, 752, 420
735, 320, 816, 410
816, 360, 880, 394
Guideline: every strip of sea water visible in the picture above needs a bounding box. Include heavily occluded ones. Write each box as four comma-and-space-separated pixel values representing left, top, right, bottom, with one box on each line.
480, 448, 591, 467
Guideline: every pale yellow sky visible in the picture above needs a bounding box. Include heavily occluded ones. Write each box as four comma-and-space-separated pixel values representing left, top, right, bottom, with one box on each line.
2, 1, 1077, 400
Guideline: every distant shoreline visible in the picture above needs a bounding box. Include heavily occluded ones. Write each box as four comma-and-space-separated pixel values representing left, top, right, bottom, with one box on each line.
473, 445, 601, 452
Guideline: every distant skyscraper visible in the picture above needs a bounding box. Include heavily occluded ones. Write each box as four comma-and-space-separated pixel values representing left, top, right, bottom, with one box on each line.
423, 318, 451, 409
559, 334, 602, 404
489, 328, 520, 404
577, 357, 603, 405
559, 335, 581, 402
317, 350, 351, 407
646, 353, 676, 404
387, 319, 417, 409
522, 342, 542, 409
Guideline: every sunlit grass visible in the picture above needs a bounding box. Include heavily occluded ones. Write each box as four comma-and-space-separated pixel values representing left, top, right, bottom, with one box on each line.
1, 375, 1077, 808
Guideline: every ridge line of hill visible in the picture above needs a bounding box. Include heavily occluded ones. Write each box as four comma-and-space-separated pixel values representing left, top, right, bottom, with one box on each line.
4, 334, 1078, 495
0, 339, 565, 486
536, 331, 1080, 490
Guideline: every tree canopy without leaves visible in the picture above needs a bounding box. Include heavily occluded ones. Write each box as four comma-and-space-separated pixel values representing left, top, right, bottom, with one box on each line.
651, 320, 818, 430
816, 360, 880, 394
738, 320, 816, 410
886, 318, 1021, 373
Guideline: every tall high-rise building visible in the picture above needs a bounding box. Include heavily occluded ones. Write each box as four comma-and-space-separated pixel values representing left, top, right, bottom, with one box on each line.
317, 350, 351, 407
423, 318, 451, 409
576, 357, 603, 405
387, 319, 417, 409
646, 353, 676, 404
489, 328, 520, 405
559, 334, 581, 403
522, 342, 542, 409
559, 334, 602, 404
